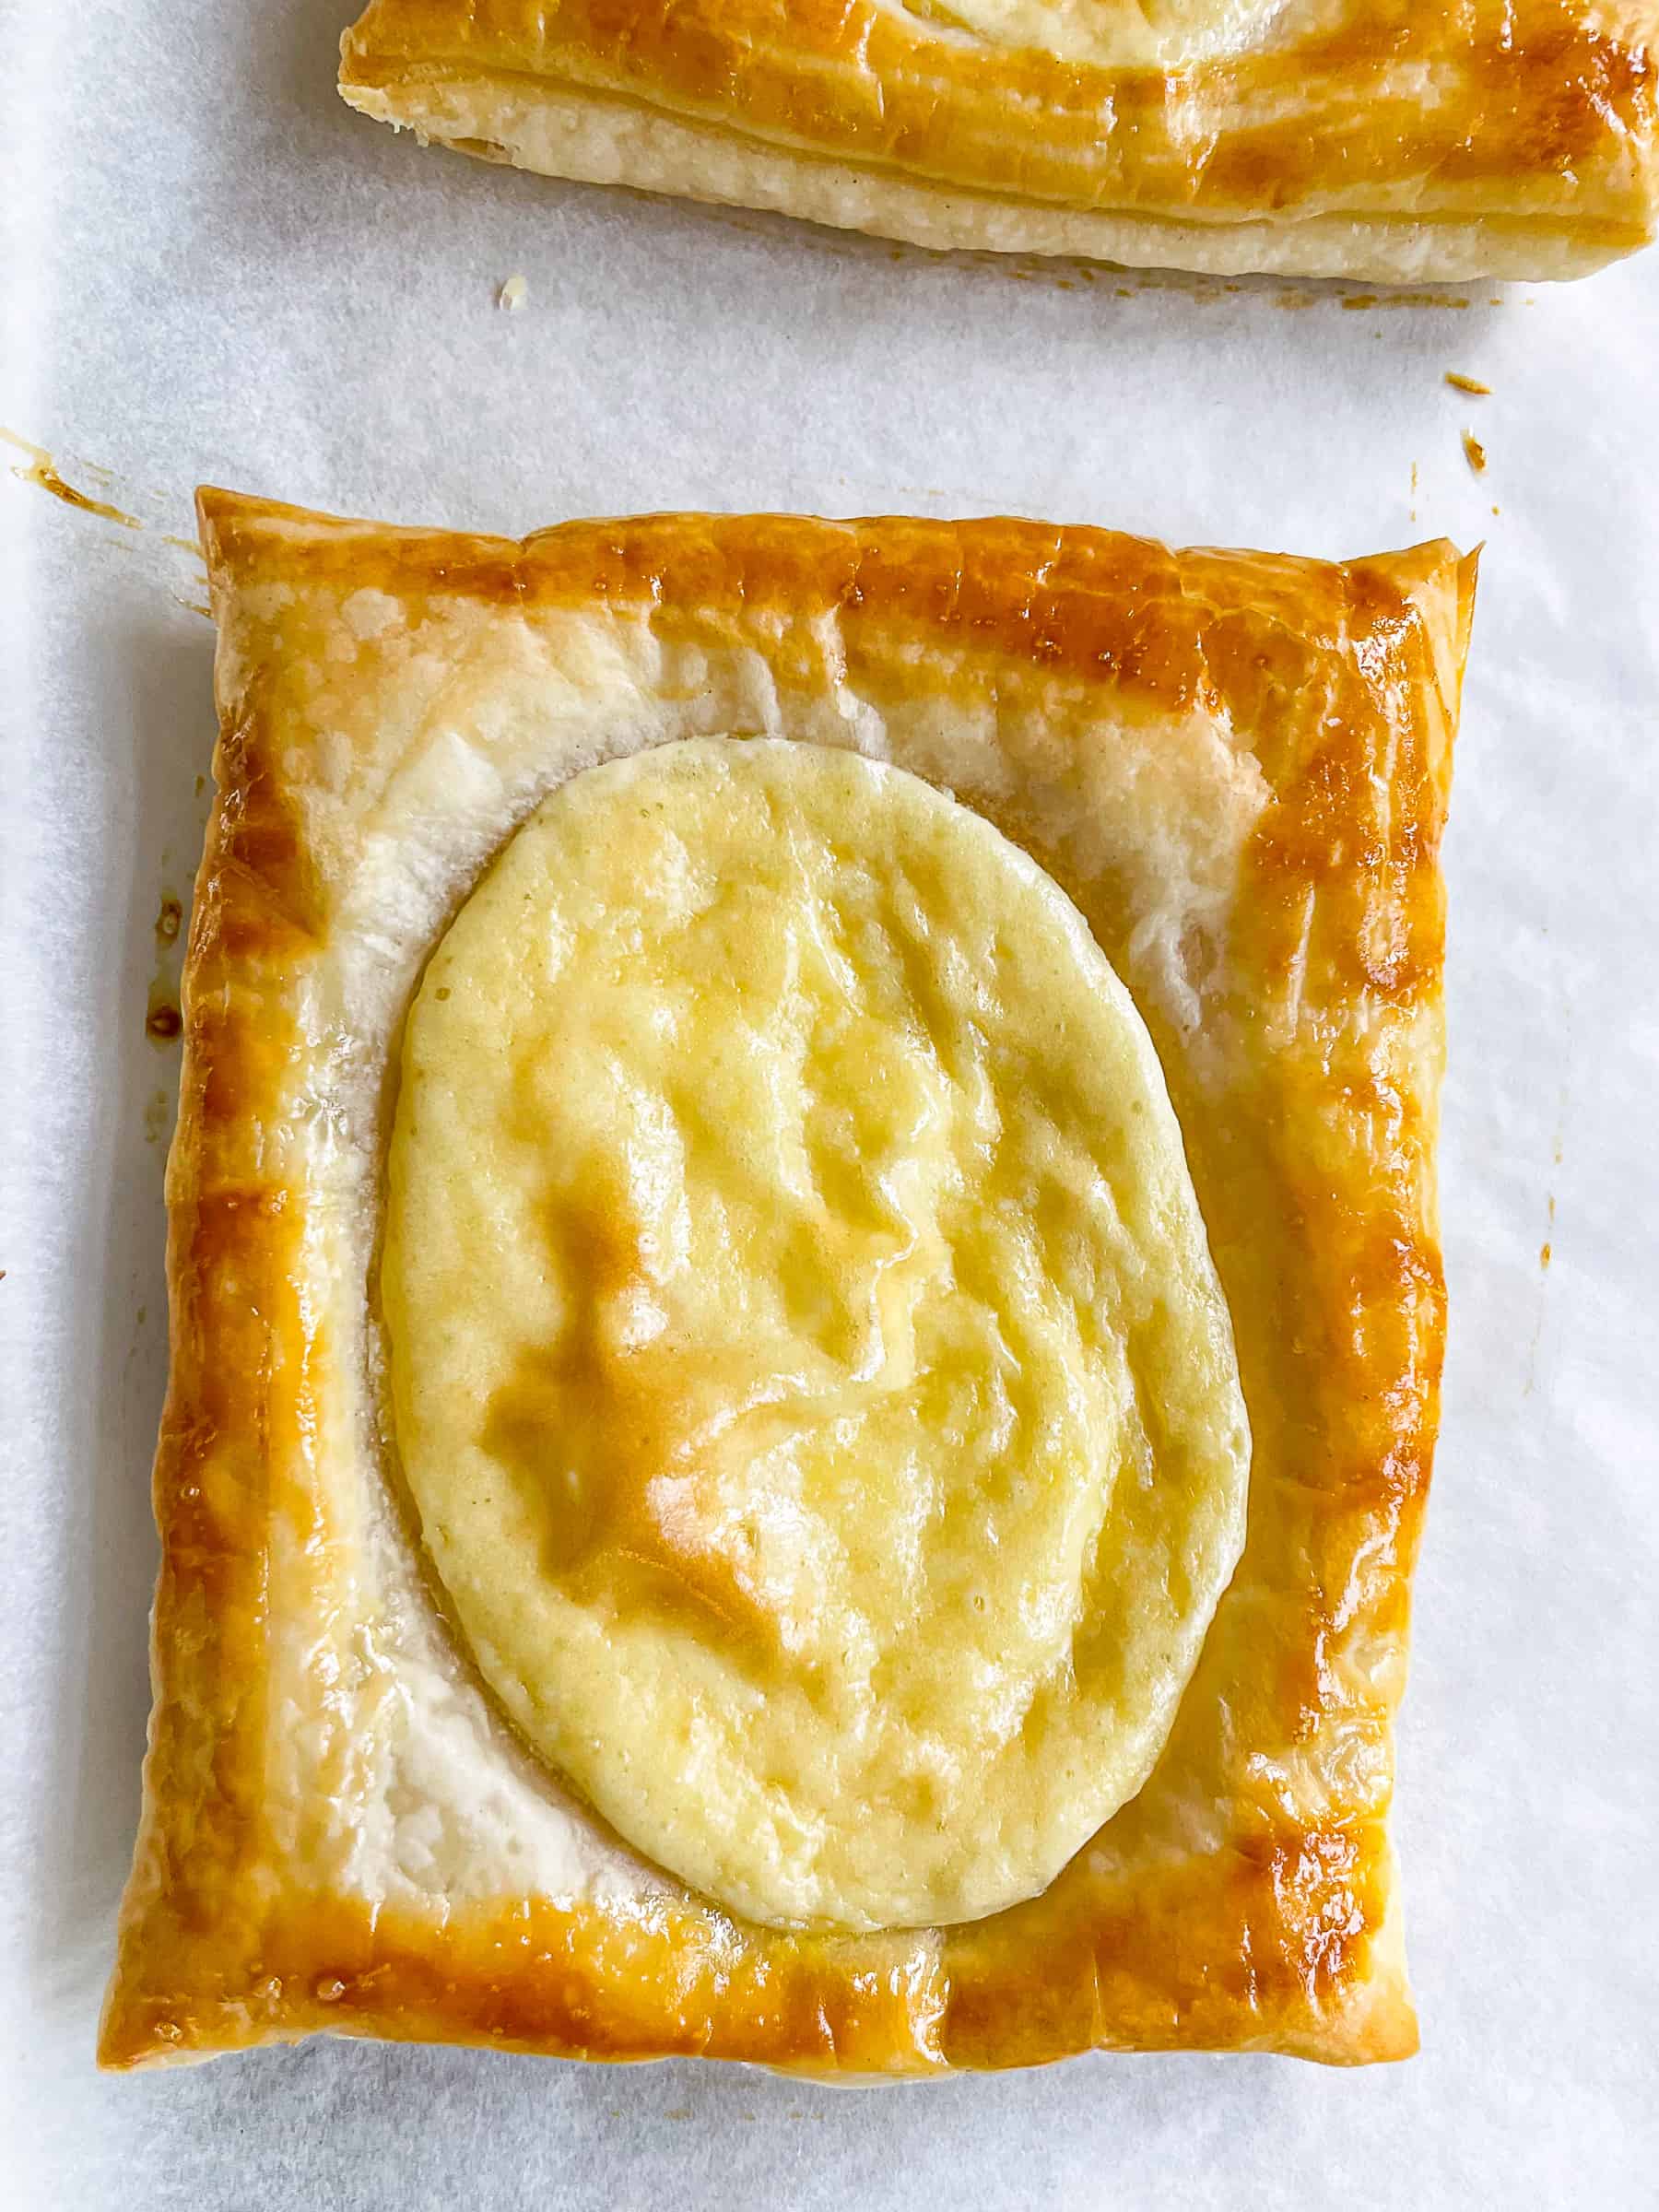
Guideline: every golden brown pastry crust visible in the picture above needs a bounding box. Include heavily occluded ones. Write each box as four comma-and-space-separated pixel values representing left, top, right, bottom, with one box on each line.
337, 0, 1659, 280
100, 493, 1475, 2074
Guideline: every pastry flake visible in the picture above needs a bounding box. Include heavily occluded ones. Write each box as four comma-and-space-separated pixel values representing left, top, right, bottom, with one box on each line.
100, 494, 1475, 2074
336, 0, 1659, 280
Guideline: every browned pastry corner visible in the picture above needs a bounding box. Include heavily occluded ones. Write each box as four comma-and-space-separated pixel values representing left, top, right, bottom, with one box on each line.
337, 0, 1659, 280
100, 495, 1475, 2073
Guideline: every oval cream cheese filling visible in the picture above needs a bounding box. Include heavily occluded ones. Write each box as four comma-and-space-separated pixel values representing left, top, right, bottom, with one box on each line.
382, 736, 1249, 1933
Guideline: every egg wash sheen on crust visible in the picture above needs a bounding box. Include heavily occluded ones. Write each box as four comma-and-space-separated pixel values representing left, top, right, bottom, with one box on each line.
382, 738, 1250, 1934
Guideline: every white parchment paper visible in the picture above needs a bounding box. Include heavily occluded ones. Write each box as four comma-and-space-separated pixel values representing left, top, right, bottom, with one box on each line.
3, 3, 1656, 2204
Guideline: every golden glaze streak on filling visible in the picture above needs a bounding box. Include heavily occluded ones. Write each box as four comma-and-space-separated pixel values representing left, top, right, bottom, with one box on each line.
382, 737, 1250, 1935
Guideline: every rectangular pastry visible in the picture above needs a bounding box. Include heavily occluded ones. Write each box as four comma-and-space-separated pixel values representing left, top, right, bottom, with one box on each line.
337, 0, 1659, 281
100, 494, 1474, 2073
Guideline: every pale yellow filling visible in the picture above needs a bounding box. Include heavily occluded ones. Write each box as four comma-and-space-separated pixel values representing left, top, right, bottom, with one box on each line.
382, 738, 1249, 1933
888, 0, 1290, 71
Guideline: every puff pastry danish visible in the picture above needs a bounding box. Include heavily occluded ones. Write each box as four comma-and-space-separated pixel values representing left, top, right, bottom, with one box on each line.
100, 492, 1474, 2073
337, 0, 1659, 281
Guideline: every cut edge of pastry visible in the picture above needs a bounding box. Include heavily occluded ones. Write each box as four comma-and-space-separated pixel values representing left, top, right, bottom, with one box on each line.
336, 60, 1657, 285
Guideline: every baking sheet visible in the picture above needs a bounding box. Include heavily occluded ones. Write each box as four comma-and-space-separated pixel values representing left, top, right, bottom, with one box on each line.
3, 1, 1657, 2204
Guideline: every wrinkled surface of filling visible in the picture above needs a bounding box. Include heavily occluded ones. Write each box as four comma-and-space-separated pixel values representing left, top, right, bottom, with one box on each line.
382, 737, 1249, 1931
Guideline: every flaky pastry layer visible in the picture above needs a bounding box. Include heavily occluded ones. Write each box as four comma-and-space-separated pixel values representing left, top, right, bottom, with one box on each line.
337, 0, 1659, 280
101, 494, 1475, 2074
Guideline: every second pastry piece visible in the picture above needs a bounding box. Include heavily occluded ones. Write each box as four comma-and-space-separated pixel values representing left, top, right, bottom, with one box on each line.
338, 0, 1659, 281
